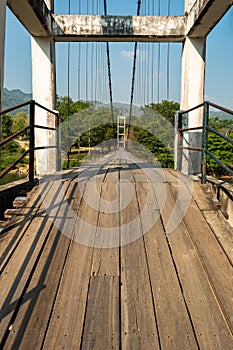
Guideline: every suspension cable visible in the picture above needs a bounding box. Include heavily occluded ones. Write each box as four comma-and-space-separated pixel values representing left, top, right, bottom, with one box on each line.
157, 0, 161, 103
104, 0, 114, 126
165, 0, 171, 167
127, 0, 141, 141
167, 0, 171, 101
67, 0, 71, 167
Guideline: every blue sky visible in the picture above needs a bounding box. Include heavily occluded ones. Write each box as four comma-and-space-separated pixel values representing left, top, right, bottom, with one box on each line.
3, 1, 233, 109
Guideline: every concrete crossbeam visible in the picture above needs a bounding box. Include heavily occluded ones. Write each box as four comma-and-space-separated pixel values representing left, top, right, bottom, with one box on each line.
187, 0, 233, 37
7, 0, 52, 36
52, 15, 186, 42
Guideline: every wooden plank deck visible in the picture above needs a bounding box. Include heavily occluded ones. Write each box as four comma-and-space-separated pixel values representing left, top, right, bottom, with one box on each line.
0, 151, 232, 350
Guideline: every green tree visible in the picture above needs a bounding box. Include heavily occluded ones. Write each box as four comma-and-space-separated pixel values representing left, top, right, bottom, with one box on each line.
11, 112, 29, 136
57, 96, 92, 120
207, 135, 233, 177
2, 114, 12, 138
145, 100, 180, 126
129, 100, 179, 168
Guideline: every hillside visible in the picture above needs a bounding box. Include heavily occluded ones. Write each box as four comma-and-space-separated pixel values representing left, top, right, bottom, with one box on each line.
210, 110, 233, 120
3, 88, 232, 121
3, 88, 32, 114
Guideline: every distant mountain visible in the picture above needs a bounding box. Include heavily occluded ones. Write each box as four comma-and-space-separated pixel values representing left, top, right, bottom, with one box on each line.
3, 88, 32, 114
210, 110, 233, 121
108, 102, 142, 116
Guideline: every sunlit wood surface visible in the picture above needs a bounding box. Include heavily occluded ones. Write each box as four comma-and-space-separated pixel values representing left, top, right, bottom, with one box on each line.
0, 151, 232, 350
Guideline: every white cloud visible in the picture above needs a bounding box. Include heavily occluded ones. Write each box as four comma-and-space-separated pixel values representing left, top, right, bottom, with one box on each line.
120, 50, 134, 59
120, 49, 146, 60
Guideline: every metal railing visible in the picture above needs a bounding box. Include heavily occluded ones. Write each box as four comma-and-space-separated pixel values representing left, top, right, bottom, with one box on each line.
177, 101, 233, 183
0, 100, 61, 182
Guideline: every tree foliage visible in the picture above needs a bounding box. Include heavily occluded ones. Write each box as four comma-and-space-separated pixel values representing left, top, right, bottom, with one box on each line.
130, 100, 180, 168
57, 96, 92, 120
11, 112, 29, 136
2, 114, 12, 138
145, 100, 180, 126
207, 117, 233, 177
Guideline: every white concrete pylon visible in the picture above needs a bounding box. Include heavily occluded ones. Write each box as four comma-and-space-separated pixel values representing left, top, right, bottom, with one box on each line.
31, 36, 57, 175
179, 36, 206, 175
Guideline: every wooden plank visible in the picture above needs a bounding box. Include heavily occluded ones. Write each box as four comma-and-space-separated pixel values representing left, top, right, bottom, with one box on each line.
170, 181, 233, 328
157, 182, 233, 350
41, 243, 94, 350
78, 159, 120, 349
91, 163, 119, 277
0, 168, 79, 268
81, 276, 120, 349
3, 180, 83, 349
202, 210, 233, 265
42, 182, 101, 349
0, 178, 73, 345
120, 164, 160, 349
0, 182, 52, 268
136, 181, 199, 349
184, 181, 217, 211
125, 153, 167, 183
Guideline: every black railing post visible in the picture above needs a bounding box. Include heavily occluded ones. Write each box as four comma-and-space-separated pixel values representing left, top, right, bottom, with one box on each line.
177, 111, 183, 171
56, 113, 61, 171
29, 101, 35, 182
201, 101, 209, 184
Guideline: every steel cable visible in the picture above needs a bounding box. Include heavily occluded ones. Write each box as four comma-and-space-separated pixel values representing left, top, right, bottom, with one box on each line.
127, 0, 142, 141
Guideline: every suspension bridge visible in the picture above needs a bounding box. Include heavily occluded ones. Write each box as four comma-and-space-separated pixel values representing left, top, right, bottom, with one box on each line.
0, 1, 233, 349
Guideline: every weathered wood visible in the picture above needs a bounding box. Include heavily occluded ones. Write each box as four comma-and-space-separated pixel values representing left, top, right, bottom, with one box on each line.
184, 180, 217, 211
157, 183, 233, 350
0, 182, 51, 268
3, 181, 83, 349
81, 276, 120, 349
0, 177, 73, 345
120, 164, 160, 349
0, 153, 232, 349
136, 182, 199, 349
91, 167, 120, 277
170, 181, 233, 328
42, 180, 102, 349
41, 243, 94, 350
202, 210, 233, 265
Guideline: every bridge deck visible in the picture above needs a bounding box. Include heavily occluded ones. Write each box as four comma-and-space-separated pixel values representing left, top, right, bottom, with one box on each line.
0, 152, 232, 349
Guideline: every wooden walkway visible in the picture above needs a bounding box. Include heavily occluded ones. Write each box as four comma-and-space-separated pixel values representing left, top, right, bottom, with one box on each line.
0, 151, 232, 349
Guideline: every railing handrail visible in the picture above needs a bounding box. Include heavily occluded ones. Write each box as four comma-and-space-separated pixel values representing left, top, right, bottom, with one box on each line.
0, 99, 59, 117
177, 101, 233, 184
0, 100, 61, 183
0, 126, 30, 148
206, 125, 233, 144
34, 101, 59, 116
178, 102, 205, 116
0, 100, 33, 116
208, 101, 233, 116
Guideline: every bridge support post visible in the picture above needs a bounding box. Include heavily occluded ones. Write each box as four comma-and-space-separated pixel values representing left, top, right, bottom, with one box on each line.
31, 36, 57, 175
178, 36, 206, 175
31, 0, 56, 175
0, 0, 7, 142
